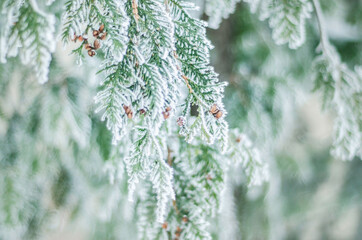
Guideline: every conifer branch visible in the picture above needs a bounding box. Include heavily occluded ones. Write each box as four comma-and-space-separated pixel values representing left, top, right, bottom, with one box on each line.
311, 0, 361, 160
244, 0, 313, 49
0, 0, 55, 83
0, 1, 276, 238
311, 0, 329, 53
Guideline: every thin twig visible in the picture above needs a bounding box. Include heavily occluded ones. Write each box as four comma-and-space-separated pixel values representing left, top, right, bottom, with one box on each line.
181, 75, 193, 93
173, 51, 194, 94
172, 200, 180, 215
131, 0, 140, 21
167, 147, 173, 166
311, 0, 332, 58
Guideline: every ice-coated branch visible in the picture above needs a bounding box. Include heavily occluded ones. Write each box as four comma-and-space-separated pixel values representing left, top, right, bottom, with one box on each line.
312, 0, 362, 161
244, 0, 313, 49
0, 0, 56, 83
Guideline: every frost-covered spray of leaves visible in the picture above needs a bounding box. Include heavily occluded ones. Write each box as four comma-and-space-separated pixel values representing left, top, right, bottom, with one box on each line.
0, 0, 55, 83
243, 0, 313, 49
312, 0, 361, 161
61, 0, 231, 225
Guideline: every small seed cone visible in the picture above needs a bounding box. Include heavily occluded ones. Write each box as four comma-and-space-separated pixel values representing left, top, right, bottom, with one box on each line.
88, 50, 95, 57
214, 110, 223, 119
209, 104, 219, 114
93, 30, 99, 37
94, 39, 100, 50
177, 117, 185, 127
162, 222, 168, 229
163, 111, 170, 120
99, 24, 105, 33
100, 32, 107, 40
84, 43, 92, 50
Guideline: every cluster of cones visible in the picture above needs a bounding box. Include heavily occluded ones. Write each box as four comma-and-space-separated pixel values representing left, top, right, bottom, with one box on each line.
72, 24, 107, 57
122, 103, 222, 123
123, 105, 173, 120
123, 106, 149, 119
177, 116, 186, 127
209, 104, 223, 119
162, 106, 172, 120
161, 216, 188, 239
123, 105, 133, 119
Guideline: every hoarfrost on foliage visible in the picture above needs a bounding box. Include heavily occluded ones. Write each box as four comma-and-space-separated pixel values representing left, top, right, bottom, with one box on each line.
0, 0, 56, 83
244, 0, 313, 49
3, 0, 361, 239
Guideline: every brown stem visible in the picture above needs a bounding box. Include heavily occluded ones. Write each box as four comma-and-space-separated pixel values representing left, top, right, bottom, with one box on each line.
167, 147, 173, 166
172, 200, 180, 215
181, 75, 193, 94
131, 0, 140, 21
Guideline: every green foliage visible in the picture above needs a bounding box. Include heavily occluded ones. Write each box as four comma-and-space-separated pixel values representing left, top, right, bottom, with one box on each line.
0, 0, 361, 239
313, 45, 362, 160
0, 0, 55, 83
244, 0, 313, 49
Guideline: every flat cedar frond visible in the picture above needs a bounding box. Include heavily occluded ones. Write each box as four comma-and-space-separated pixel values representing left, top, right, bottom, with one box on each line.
4, 0, 361, 239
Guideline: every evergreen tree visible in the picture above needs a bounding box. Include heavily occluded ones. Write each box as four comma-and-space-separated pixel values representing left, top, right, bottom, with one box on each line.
0, 0, 361, 239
